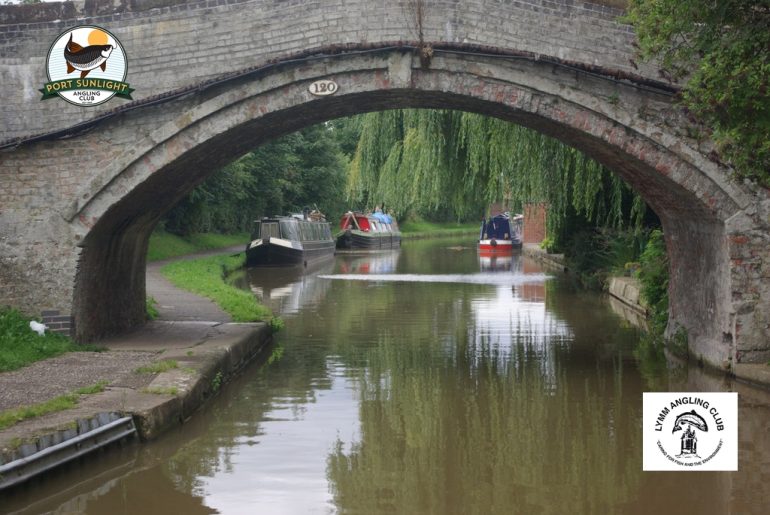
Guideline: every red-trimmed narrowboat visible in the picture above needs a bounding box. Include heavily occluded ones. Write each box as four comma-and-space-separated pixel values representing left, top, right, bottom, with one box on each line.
478, 213, 523, 254
336, 211, 401, 250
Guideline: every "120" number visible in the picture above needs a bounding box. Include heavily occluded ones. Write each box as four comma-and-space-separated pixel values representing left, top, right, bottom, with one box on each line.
309, 79, 338, 96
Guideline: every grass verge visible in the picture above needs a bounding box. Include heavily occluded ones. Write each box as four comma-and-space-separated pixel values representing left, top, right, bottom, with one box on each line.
399, 221, 478, 240
135, 359, 179, 375
0, 308, 103, 373
160, 253, 272, 322
0, 381, 109, 430
147, 230, 249, 262
142, 386, 179, 396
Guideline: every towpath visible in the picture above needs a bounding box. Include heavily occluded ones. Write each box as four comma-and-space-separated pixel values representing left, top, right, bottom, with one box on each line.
0, 245, 269, 490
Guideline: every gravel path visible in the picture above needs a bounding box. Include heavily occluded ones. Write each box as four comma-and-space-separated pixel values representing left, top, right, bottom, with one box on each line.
0, 351, 157, 411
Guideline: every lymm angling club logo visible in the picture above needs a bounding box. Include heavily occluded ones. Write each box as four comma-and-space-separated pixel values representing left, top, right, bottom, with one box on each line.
642, 392, 738, 471
40, 26, 133, 106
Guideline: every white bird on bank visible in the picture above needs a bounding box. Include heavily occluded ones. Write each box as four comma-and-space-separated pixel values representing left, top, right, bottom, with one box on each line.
29, 320, 47, 336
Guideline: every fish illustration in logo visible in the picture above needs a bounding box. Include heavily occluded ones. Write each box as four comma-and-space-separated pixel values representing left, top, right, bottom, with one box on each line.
672, 410, 708, 433
63, 29, 113, 78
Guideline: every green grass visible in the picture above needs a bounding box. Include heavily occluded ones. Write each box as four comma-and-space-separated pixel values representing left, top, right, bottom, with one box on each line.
134, 359, 179, 375
147, 230, 249, 262
160, 253, 273, 322
73, 380, 109, 395
0, 308, 102, 372
399, 221, 478, 239
141, 386, 179, 396
146, 296, 159, 320
0, 381, 110, 430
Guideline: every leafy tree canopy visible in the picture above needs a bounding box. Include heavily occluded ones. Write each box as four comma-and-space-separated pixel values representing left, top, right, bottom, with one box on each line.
626, 0, 770, 185
347, 109, 647, 246
162, 123, 351, 236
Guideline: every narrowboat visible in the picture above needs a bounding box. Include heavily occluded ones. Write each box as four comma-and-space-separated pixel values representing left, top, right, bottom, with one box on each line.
246, 212, 335, 266
478, 213, 523, 254
336, 211, 402, 250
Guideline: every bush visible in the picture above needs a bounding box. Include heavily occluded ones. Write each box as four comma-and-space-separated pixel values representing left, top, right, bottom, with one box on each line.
564, 228, 649, 290
637, 229, 669, 335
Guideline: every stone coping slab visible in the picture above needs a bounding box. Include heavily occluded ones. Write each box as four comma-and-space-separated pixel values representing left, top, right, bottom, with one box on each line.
0, 322, 271, 474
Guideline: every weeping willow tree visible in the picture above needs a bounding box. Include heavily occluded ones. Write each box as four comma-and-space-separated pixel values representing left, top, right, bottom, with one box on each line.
347, 109, 647, 243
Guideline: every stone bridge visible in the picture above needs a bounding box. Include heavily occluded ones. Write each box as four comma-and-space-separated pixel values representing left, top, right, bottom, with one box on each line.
0, 0, 768, 371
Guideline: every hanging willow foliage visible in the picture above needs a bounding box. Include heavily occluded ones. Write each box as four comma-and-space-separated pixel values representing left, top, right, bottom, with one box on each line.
347, 109, 647, 238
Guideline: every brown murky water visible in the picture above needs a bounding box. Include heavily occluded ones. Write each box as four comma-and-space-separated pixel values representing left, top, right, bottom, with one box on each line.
2, 238, 769, 514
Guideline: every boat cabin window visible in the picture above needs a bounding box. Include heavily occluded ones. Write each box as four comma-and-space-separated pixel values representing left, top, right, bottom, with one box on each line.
300, 222, 311, 241
250, 222, 261, 240
484, 218, 512, 240
512, 217, 523, 239
279, 220, 299, 241
262, 222, 280, 239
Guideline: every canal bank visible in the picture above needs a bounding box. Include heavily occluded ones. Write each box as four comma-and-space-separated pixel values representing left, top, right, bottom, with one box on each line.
524, 244, 770, 390
0, 247, 272, 490
522, 243, 567, 272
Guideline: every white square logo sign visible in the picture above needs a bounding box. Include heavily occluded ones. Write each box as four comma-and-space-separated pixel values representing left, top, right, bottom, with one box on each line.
643, 392, 738, 471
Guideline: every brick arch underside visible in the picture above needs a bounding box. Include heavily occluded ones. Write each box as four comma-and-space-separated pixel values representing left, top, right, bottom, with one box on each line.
71, 55, 739, 366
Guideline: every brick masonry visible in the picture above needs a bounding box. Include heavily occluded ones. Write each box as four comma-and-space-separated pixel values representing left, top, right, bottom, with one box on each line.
523, 203, 547, 245
0, 1, 768, 370
40, 310, 74, 335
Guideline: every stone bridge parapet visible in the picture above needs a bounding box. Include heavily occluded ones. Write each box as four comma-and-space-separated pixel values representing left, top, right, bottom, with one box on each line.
1, 0, 648, 141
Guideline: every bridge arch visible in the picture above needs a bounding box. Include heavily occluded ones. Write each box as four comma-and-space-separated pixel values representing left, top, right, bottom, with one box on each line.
0, 1, 767, 370
62, 48, 751, 366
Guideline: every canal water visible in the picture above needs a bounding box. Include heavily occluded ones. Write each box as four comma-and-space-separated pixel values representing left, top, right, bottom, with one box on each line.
3, 237, 769, 514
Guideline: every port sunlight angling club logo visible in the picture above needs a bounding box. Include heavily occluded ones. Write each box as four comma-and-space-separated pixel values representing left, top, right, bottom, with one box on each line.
643, 392, 738, 471
40, 25, 133, 106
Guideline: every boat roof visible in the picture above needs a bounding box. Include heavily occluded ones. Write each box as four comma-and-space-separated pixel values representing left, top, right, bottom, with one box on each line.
341, 211, 395, 224
488, 212, 522, 220
258, 215, 329, 224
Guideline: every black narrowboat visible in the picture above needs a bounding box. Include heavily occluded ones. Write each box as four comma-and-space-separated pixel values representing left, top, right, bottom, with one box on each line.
246, 213, 335, 266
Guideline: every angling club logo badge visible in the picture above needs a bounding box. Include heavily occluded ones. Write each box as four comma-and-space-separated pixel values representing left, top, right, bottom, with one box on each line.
643, 392, 738, 471
40, 25, 133, 106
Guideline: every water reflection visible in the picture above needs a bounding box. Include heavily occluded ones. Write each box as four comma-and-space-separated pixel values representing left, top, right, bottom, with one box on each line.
327, 334, 641, 514
337, 250, 400, 275
241, 257, 335, 315
478, 253, 518, 272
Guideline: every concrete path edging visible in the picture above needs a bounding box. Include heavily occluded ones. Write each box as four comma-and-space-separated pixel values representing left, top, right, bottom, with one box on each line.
128, 322, 271, 440
0, 321, 271, 489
